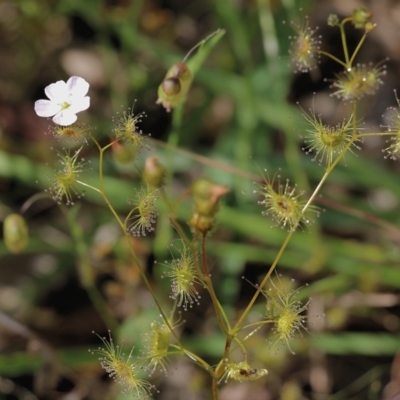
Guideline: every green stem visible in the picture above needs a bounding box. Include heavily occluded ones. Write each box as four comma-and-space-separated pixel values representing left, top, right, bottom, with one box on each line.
20, 192, 52, 215
233, 337, 248, 360
201, 235, 231, 335
234, 132, 359, 332
169, 344, 214, 373
161, 190, 191, 245
302, 138, 355, 213
212, 377, 219, 400
241, 320, 273, 332
76, 181, 101, 194
339, 19, 351, 65
168, 104, 184, 152
87, 133, 186, 349
318, 50, 347, 68
349, 31, 368, 66
233, 230, 294, 332
356, 132, 394, 139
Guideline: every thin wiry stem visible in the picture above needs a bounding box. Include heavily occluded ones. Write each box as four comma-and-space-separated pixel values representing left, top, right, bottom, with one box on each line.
201, 234, 231, 336
234, 132, 359, 332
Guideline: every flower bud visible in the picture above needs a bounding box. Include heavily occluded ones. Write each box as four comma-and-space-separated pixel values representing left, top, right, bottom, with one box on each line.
112, 140, 137, 164
351, 7, 372, 29
4, 214, 29, 254
192, 179, 229, 205
327, 14, 339, 27
189, 212, 216, 235
189, 179, 229, 234
364, 22, 376, 33
143, 157, 166, 189
192, 179, 214, 200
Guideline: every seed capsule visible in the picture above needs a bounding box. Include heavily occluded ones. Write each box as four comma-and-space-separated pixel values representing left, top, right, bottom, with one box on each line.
161, 77, 181, 96
156, 62, 193, 112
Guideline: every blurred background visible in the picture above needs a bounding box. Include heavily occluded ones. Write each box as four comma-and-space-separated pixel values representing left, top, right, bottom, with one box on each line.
1, 0, 400, 399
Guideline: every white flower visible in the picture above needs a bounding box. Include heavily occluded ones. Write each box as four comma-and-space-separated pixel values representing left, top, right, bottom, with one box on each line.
34, 76, 90, 126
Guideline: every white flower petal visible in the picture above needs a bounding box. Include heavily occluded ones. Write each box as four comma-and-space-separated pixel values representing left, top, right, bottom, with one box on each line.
69, 96, 90, 114
34, 100, 61, 117
45, 80, 69, 102
35, 76, 90, 124
52, 109, 77, 126
67, 76, 89, 98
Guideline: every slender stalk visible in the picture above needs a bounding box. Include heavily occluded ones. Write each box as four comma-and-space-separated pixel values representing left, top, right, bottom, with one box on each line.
20, 193, 52, 215
168, 104, 184, 150
339, 20, 351, 65
233, 230, 294, 332
318, 50, 347, 68
233, 337, 248, 360
169, 345, 213, 373
131, 253, 184, 346
76, 180, 101, 193
201, 235, 231, 335
234, 132, 358, 332
212, 377, 219, 400
349, 32, 368, 66
356, 132, 394, 139
85, 134, 186, 349
241, 320, 273, 331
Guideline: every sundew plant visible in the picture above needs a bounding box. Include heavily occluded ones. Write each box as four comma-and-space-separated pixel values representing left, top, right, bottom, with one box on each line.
2, 1, 400, 400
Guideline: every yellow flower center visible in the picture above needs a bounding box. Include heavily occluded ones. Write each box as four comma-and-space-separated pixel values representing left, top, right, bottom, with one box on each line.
61, 101, 71, 110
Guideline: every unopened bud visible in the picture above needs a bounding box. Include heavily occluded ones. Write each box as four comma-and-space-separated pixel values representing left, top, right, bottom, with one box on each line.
143, 157, 166, 189
352, 7, 372, 29
192, 179, 229, 204
4, 214, 29, 254
189, 179, 229, 234
189, 212, 215, 235
364, 22, 376, 33
112, 140, 137, 164
327, 14, 339, 27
